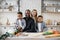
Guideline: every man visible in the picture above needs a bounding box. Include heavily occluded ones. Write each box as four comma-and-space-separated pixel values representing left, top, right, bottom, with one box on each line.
37, 15, 47, 32
16, 12, 26, 32
23, 9, 37, 32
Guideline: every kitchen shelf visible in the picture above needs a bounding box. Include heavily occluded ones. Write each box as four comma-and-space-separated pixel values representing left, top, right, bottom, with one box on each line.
0, 0, 18, 13
0, 9, 18, 13
45, 6, 60, 8
0, 11, 18, 13
41, 0, 60, 14
42, 12, 60, 13
47, 25, 60, 27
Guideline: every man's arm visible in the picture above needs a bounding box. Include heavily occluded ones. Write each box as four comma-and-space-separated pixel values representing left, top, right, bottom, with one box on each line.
15, 19, 23, 32
22, 19, 26, 29
15, 20, 19, 29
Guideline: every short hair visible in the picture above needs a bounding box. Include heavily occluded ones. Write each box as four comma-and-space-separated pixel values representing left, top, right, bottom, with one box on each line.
26, 9, 30, 12
17, 12, 22, 15
38, 15, 43, 18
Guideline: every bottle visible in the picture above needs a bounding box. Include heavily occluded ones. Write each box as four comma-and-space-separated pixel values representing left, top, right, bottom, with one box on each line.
0, 32, 9, 40
54, 20, 57, 26
6, 18, 10, 25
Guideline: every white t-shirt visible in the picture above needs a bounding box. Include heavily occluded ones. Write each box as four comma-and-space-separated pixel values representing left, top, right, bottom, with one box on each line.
17, 19, 26, 29
38, 23, 42, 32
18, 20, 22, 27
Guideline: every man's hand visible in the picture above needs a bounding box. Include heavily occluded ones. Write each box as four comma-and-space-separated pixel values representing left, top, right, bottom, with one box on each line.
18, 27, 23, 32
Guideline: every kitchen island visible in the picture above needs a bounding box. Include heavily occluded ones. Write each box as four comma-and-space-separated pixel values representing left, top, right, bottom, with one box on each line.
5, 33, 60, 40
0, 25, 60, 40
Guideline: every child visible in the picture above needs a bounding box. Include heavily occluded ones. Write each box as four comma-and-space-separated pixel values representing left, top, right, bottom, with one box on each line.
37, 15, 47, 32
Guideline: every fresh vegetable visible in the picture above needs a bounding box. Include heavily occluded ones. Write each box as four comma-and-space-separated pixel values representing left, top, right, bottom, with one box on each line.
43, 30, 54, 35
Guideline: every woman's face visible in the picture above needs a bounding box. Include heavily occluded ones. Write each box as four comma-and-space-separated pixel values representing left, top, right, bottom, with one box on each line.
32, 11, 37, 17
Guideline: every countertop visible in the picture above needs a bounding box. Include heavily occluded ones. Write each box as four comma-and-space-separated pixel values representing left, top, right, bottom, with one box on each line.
5, 33, 60, 40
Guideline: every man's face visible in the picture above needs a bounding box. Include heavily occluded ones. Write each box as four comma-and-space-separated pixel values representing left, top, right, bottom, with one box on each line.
17, 14, 22, 19
38, 17, 43, 22
25, 11, 30, 17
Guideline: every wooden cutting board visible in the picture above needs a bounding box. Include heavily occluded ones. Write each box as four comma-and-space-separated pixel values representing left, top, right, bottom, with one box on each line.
45, 34, 60, 38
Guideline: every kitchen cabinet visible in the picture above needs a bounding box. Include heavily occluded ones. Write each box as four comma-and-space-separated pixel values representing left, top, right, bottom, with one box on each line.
0, 0, 18, 13
42, 0, 60, 13
41, 0, 60, 26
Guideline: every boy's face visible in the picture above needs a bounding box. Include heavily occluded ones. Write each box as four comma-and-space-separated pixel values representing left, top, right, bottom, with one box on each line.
17, 14, 22, 19
38, 17, 43, 22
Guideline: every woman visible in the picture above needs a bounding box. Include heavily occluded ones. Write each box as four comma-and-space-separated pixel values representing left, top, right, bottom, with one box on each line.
31, 9, 37, 23
31, 9, 38, 32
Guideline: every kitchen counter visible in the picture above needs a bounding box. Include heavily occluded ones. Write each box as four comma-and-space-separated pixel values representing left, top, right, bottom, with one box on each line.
0, 25, 60, 40
5, 33, 60, 40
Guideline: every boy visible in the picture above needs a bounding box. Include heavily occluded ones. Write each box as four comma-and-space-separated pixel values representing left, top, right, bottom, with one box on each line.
37, 15, 47, 32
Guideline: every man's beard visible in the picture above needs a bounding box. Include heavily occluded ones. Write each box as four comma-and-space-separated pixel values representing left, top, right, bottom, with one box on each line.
25, 15, 30, 17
